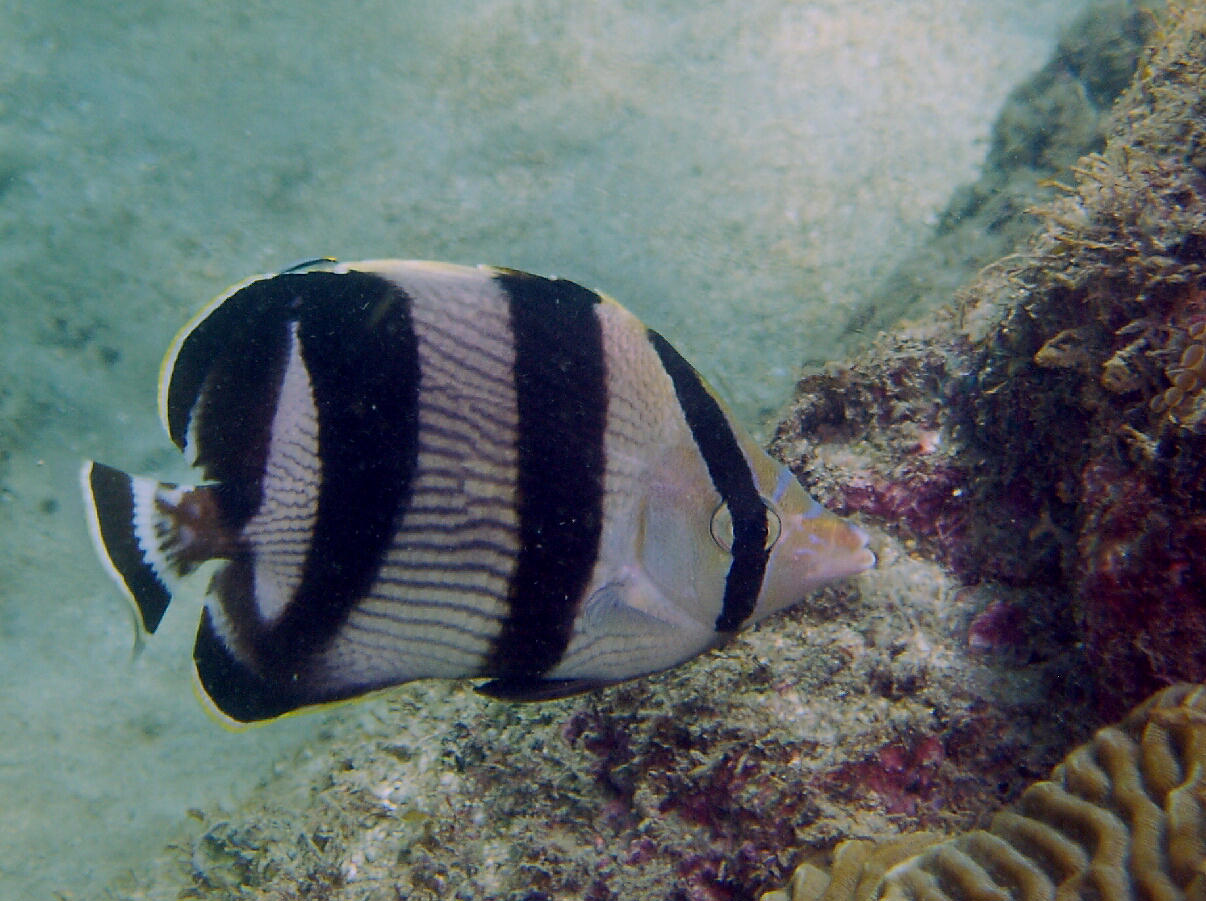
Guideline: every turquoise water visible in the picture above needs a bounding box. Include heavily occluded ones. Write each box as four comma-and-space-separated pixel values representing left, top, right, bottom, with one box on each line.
0, 1, 1089, 896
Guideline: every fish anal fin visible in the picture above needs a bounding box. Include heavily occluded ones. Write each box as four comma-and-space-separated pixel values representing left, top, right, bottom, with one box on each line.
192, 608, 302, 723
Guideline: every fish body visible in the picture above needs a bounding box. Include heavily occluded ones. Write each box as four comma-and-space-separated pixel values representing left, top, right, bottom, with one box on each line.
81, 259, 873, 722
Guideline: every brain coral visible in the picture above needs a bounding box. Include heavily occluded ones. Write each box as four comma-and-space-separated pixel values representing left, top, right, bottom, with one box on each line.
761, 682, 1206, 901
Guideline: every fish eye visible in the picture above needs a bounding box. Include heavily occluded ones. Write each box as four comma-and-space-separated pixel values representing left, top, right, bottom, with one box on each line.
710, 498, 782, 552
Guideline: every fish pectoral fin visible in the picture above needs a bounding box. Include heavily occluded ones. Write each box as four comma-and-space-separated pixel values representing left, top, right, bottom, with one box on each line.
474, 677, 618, 702
584, 575, 707, 635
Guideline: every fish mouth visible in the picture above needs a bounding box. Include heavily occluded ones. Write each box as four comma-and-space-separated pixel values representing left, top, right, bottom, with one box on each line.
847, 524, 876, 571
788, 516, 876, 581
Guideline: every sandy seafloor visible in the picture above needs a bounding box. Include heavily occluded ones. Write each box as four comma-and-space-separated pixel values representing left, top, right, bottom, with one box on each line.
0, 1, 1092, 897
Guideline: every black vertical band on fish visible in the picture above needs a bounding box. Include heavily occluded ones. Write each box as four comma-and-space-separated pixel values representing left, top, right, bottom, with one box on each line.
262, 273, 420, 664
646, 329, 770, 633
487, 271, 607, 683
80, 258, 875, 723
177, 271, 423, 717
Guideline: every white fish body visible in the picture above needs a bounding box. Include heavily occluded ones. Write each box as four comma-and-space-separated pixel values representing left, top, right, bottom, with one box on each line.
81, 259, 874, 722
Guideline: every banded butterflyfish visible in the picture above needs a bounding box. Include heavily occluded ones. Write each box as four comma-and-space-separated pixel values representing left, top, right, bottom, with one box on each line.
80, 259, 874, 723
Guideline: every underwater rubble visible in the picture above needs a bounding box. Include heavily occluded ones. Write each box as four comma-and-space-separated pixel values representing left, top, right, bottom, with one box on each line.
97, 3, 1206, 900
106, 553, 1089, 901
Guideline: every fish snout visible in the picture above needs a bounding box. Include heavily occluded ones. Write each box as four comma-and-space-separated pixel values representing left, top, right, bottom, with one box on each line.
843, 522, 876, 573
789, 513, 876, 580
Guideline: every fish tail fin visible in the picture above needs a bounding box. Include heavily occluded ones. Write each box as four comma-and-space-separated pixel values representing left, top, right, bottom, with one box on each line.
80, 461, 221, 634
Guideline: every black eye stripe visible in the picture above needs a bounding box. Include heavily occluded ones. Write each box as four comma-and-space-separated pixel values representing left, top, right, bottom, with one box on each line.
711, 499, 782, 552
646, 329, 770, 633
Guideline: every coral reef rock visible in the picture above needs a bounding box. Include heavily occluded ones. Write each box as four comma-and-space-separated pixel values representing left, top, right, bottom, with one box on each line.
761, 682, 1206, 901
775, 1, 1206, 717
963, 0, 1206, 716
845, 0, 1153, 344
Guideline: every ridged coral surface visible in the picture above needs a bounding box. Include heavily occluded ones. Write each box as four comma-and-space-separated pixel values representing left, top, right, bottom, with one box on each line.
762, 683, 1206, 901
